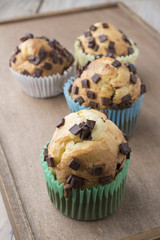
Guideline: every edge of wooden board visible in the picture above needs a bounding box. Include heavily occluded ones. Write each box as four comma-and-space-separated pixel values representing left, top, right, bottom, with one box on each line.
0, 144, 35, 240
0, 2, 160, 240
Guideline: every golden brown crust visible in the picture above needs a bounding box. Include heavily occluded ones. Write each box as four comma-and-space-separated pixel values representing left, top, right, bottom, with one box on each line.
70, 57, 142, 109
10, 34, 74, 77
78, 22, 132, 58
47, 109, 128, 188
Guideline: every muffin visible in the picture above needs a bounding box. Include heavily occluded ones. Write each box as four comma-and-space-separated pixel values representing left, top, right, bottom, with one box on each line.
9, 33, 75, 98
64, 57, 146, 137
74, 22, 138, 66
41, 109, 131, 220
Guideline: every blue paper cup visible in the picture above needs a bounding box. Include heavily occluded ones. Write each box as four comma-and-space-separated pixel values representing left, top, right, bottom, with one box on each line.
63, 77, 144, 137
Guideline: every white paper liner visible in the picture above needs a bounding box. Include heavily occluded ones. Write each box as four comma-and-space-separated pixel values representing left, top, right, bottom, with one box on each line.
74, 37, 139, 66
10, 59, 76, 98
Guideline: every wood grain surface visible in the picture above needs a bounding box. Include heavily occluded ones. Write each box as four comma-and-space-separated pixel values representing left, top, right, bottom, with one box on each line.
0, 4, 160, 240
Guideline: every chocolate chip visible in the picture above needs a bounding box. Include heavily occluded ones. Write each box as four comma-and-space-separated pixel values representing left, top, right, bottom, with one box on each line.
89, 101, 98, 109
128, 47, 134, 55
91, 73, 101, 83
21, 70, 30, 76
107, 47, 115, 54
59, 57, 63, 65
81, 79, 90, 88
10, 55, 16, 63
123, 132, 128, 141
100, 176, 112, 185
86, 119, 96, 129
72, 86, 79, 95
68, 158, 81, 171
92, 165, 103, 176
69, 124, 81, 135
122, 94, 132, 103
48, 38, 59, 47
84, 31, 91, 37
116, 160, 124, 170
67, 174, 84, 189
106, 52, 115, 58
99, 34, 107, 42
88, 37, 95, 49
111, 103, 119, 110
79, 122, 85, 128
141, 84, 147, 94
56, 118, 65, 128
123, 34, 131, 45
130, 74, 137, 84
83, 61, 91, 69
126, 62, 136, 74
43, 148, 48, 161
33, 68, 42, 77
14, 46, 20, 55
87, 90, 96, 99
108, 41, 115, 49
119, 143, 131, 155
75, 96, 84, 105
28, 56, 41, 65
20, 33, 33, 42
93, 44, 99, 51
126, 152, 130, 159
101, 97, 110, 106
50, 50, 57, 58
80, 126, 91, 140
52, 55, 59, 64
68, 84, 72, 93
77, 66, 83, 77
46, 157, 54, 167
89, 25, 97, 31
102, 23, 109, 28
111, 60, 122, 68
43, 62, 52, 70
38, 49, 47, 60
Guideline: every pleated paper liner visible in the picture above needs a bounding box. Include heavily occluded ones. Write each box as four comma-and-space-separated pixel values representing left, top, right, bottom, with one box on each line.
63, 77, 144, 137
10, 57, 76, 98
41, 146, 130, 221
74, 38, 139, 67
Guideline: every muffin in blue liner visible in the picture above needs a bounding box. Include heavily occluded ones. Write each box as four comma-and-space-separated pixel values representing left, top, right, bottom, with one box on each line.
41, 109, 131, 220
63, 58, 146, 137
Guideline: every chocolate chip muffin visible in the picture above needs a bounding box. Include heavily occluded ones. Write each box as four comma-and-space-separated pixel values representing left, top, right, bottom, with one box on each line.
41, 109, 131, 220
74, 22, 138, 66
9, 33, 75, 98
64, 58, 146, 137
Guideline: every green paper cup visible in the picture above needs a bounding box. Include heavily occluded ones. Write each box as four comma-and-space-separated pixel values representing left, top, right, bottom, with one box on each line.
41, 145, 130, 221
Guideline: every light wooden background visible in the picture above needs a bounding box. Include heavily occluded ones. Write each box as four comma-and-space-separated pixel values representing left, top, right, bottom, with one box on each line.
0, 0, 159, 240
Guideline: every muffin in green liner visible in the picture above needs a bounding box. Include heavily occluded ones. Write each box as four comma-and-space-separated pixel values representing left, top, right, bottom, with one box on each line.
74, 22, 139, 67
41, 109, 131, 220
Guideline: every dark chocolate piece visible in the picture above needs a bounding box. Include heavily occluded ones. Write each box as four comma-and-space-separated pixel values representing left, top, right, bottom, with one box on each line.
108, 41, 115, 49
100, 176, 112, 185
43, 62, 52, 70
102, 23, 109, 28
89, 25, 97, 31
101, 97, 110, 106
126, 152, 131, 159
46, 157, 54, 167
68, 158, 81, 171
106, 52, 115, 59
80, 126, 91, 140
43, 148, 48, 161
116, 160, 124, 170
126, 62, 136, 74
38, 49, 47, 60
81, 79, 90, 88
67, 174, 84, 188
72, 86, 79, 95
93, 44, 99, 51
28, 56, 41, 65
111, 60, 122, 68
20, 33, 33, 42
86, 119, 96, 129
21, 70, 30, 76
83, 61, 91, 69
123, 34, 131, 45
56, 118, 65, 128
92, 165, 103, 176
84, 31, 91, 37
74, 96, 85, 105
130, 74, 137, 84
141, 84, 147, 94
122, 94, 132, 103
69, 124, 81, 135
79, 122, 85, 128
77, 66, 84, 77
119, 143, 131, 155
88, 37, 95, 49
99, 34, 107, 42
68, 84, 72, 93
89, 101, 98, 109
33, 68, 43, 77
10, 55, 16, 63
14, 46, 20, 55
128, 47, 134, 55
91, 73, 101, 83
87, 90, 96, 99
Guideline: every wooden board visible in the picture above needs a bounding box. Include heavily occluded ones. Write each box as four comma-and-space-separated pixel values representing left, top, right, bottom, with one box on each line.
0, 2, 160, 240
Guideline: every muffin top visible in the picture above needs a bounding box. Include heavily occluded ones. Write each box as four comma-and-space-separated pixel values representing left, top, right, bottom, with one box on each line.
10, 33, 74, 77
70, 57, 146, 110
44, 109, 131, 193
78, 22, 134, 58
